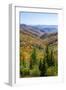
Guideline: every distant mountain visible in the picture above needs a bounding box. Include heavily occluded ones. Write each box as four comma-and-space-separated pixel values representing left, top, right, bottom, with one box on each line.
20, 24, 46, 37
20, 24, 58, 46
32, 25, 58, 33
40, 32, 57, 39
20, 24, 58, 38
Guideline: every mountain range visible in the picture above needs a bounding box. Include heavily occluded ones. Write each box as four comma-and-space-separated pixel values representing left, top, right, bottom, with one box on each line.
20, 24, 58, 37
20, 24, 58, 45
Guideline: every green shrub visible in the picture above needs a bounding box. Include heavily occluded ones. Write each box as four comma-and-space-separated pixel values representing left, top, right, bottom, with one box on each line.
30, 66, 40, 77
20, 68, 30, 77
46, 66, 57, 76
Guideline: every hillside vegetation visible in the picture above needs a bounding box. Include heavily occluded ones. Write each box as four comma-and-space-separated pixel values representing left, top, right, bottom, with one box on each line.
20, 24, 58, 77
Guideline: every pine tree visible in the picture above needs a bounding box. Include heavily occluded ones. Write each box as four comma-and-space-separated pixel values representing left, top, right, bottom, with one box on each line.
50, 49, 55, 66
39, 59, 43, 71
30, 48, 37, 65
45, 45, 55, 67
45, 45, 50, 66
39, 51, 48, 76
30, 59, 33, 69
42, 59, 47, 76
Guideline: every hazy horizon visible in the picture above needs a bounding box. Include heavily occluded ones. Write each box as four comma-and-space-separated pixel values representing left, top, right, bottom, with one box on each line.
20, 23, 58, 26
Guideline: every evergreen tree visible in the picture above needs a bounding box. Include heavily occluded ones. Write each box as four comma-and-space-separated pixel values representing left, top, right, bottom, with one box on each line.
45, 45, 50, 66
30, 59, 33, 69
39, 59, 42, 71
39, 51, 48, 76
30, 48, 37, 65
50, 49, 55, 66
45, 45, 55, 67
42, 58, 47, 76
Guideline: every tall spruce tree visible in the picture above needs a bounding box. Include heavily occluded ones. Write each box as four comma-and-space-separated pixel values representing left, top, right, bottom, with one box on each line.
45, 45, 50, 66
30, 59, 33, 69
50, 49, 55, 66
39, 50, 48, 76
39, 59, 42, 71
45, 45, 55, 67
30, 47, 37, 65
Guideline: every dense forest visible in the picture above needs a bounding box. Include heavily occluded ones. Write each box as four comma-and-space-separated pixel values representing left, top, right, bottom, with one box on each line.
20, 24, 58, 77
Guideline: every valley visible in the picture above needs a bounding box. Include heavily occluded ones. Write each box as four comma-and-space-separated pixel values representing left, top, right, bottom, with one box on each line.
20, 24, 58, 77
